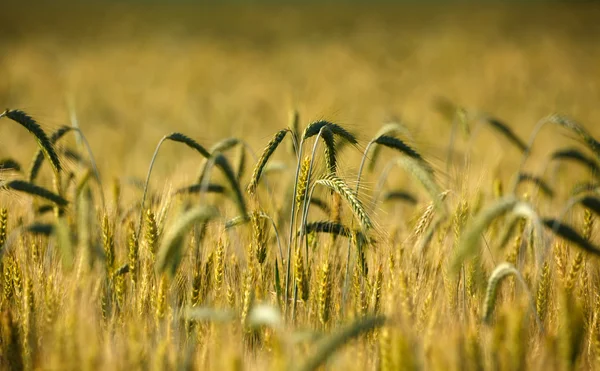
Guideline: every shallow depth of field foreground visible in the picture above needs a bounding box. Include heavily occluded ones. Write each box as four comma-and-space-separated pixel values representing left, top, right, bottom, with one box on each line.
1, 2, 600, 370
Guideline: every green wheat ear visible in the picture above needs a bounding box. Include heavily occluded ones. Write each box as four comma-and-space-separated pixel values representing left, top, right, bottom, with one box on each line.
29, 126, 72, 183
1, 109, 62, 176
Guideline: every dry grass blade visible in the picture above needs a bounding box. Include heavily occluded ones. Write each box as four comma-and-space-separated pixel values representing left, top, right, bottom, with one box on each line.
1, 109, 62, 175
5, 180, 68, 207
247, 128, 289, 194
155, 206, 218, 276
543, 218, 600, 256
486, 117, 528, 153
452, 196, 519, 272
29, 126, 73, 182
296, 315, 386, 371
316, 173, 373, 230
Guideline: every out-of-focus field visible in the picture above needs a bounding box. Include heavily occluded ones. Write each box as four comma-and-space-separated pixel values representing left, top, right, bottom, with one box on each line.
2, 3, 600, 370
1, 3, 599, 182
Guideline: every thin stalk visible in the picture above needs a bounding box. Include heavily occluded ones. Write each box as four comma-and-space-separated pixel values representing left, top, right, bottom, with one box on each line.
137, 134, 170, 239
285, 131, 303, 316
298, 128, 328, 263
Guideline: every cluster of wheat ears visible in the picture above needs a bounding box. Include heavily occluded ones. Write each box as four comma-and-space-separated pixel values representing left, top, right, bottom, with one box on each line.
0, 104, 600, 370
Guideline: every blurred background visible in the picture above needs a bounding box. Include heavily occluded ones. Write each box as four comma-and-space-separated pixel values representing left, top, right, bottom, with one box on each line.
1, 2, 599, 185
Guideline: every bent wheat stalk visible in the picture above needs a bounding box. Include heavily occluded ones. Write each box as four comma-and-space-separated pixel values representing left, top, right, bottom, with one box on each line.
482, 262, 540, 330
137, 133, 211, 238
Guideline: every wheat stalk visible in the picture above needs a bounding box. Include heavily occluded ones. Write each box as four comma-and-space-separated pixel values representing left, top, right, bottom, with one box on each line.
137, 132, 211, 238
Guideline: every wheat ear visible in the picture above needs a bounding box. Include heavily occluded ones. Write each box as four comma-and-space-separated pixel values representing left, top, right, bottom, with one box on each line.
542, 218, 600, 256
367, 122, 415, 172
316, 173, 373, 230
485, 117, 528, 153
155, 206, 218, 277
29, 126, 72, 183
549, 147, 600, 177
247, 129, 289, 194
1, 109, 61, 175
482, 262, 539, 329
4, 180, 68, 208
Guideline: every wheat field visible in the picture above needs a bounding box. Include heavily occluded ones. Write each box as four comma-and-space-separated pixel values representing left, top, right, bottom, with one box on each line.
1, 2, 600, 370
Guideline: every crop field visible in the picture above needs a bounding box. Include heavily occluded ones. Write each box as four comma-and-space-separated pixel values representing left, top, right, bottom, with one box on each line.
1, 2, 600, 370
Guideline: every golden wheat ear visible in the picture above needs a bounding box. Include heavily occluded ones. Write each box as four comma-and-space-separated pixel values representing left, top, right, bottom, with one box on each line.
247, 128, 290, 194
316, 173, 372, 231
